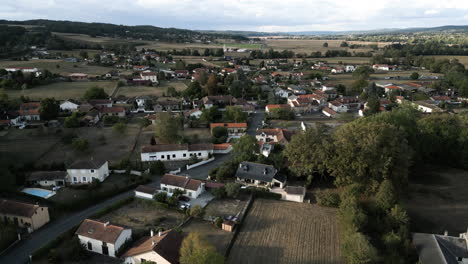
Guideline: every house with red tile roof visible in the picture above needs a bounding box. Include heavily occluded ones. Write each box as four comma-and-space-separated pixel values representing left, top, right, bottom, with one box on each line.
123, 229, 183, 264
76, 219, 132, 257
19, 102, 41, 121
265, 104, 291, 113
160, 174, 205, 198
210, 123, 247, 137
256, 128, 295, 145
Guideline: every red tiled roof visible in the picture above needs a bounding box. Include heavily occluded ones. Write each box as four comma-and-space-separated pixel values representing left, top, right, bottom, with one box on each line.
266, 104, 291, 111
210, 123, 247, 129
385, 85, 402, 90
0, 199, 43, 218
142, 144, 213, 153
123, 230, 183, 263
213, 143, 232, 150
322, 106, 337, 115
161, 174, 202, 191
76, 219, 126, 244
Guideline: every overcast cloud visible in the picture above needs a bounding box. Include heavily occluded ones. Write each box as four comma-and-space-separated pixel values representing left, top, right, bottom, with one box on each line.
2, 0, 468, 32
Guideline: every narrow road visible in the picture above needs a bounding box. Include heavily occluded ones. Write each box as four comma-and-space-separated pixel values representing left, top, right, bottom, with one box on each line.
0, 110, 265, 264
0, 191, 133, 264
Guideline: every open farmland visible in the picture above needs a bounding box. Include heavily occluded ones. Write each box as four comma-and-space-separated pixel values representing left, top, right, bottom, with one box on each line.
264, 39, 387, 54
0, 59, 112, 75
228, 199, 342, 264
5, 81, 117, 100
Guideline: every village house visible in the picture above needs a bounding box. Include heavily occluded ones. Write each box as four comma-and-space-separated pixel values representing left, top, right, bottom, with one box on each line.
154, 100, 181, 112
345, 65, 356, 72
160, 173, 205, 199
140, 71, 158, 84
133, 66, 149, 71
99, 106, 126, 117
430, 95, 451, 105
0, 199, 50, 233
123, 229, 183, 264
288, 94, 321, 113
197, 95, 235, 109
4, 67, 42, 77
83, 109, 100, 125
256, 128, 294, 145
76, 219, 132, 258
184, 108, 202, 119
26, 171, 67, 187
287, 84, 307, 95
19, 102, 41, 121
68, 73, 89, 81
135, 185, 158, 200
322, 106, 338, 118
236, 161, 285, 189
67, 159, 110, 184
60, 99, 81, 112
89, 99, 113, 108
328, 97, 361, 113
175, 70, 190, 79
210, 123, 247, 137
141, 143, 214, 162
284, 186, 306, 203
413, 100, 443, 113
372, 64, 397, 71
274, 88, 291, 98
413, 229, 468, 263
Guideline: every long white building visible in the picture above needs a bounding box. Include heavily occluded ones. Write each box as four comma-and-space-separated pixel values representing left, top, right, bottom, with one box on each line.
141, 144, 214, 162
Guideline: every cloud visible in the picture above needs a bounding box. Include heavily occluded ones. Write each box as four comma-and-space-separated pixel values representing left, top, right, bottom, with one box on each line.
1, 0, 468, 31
424, 9, 440, 15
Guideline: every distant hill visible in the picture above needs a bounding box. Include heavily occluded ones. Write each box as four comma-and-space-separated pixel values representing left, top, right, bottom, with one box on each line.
0, 19, 246, 42
203, 25, 468, 37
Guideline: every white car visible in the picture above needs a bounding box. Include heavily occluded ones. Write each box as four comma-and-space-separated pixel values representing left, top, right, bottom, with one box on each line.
179, 203, 191, 210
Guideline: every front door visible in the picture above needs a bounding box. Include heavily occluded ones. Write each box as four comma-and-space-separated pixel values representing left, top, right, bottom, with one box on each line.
102, 244, 109, 255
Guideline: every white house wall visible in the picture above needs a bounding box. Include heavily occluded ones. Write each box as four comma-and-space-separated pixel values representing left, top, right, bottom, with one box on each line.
141, 149, 212, 162
67, 162, 109, 184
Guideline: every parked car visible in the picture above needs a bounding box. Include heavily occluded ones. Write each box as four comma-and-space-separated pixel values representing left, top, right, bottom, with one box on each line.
179, 203, 191, 210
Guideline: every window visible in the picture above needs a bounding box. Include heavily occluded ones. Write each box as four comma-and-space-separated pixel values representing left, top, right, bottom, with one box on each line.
87, 242, 92, 250
183, 153, 186, 157
73, 177, 77, 182
163, 187, 167, 191
161, 155, 165, 159
188, 192, 192, 197
172, 154, 176, 158
198, 153, 201, 156
82, 177, 87, 182
90, 170, 95, 173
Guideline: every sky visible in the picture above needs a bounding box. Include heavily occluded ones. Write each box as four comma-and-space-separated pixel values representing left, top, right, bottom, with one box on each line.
2, 0, 468, 32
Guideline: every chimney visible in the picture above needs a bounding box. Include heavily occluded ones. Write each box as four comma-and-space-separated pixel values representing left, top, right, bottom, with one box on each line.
151, 240, 155, 246
239, 163, 243, 168
104, 221, 109, 227
150, 229, 154, 237
158, 231, 162, 237
444, 230, 448, 236
263, 168, 268, 175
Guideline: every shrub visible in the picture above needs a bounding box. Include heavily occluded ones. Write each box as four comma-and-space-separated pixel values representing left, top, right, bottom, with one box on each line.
211, 186, 226, 199
225, 183, 241, 198
150, 161, 166, 175
214, 217, 223, 228
188, 205, 204, 218
154, 192, 168, 203
316, 190, 341, 208
71, 138, 89, 152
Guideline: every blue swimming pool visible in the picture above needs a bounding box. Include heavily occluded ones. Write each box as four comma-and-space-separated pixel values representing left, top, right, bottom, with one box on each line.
22, 188, 55, 199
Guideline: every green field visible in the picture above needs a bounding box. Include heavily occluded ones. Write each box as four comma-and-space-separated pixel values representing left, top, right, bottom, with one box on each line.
5, 81, 117, 100
116, 81, 187, 97
220, 43, 263, 49
0, 59, 113, 75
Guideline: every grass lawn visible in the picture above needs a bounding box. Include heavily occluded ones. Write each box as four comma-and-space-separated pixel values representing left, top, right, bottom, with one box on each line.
49, 174, 146, 208
182, 128, 212, 143
116, 81, 188, 97
204, 198, 248, 219
183, 218, 233, 255
5, 81, 117, 100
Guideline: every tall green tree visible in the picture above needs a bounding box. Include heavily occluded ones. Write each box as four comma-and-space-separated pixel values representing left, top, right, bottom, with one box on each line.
39, 98, 60, 120
205, 75, 219, 96
83, 87, 108, 100
200, 106, 221, 123
155, 112, 181, 143
284, 126, 330, 178
224, 106, 247, 122
180, 232, 224, 264
233, 135, 258, 162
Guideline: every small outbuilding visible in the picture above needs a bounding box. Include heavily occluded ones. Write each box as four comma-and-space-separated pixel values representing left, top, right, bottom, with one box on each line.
284, 186, 306, 203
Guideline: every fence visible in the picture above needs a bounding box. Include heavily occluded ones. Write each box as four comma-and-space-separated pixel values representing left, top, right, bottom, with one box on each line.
186, 157, 215, 170
169, 168, 181, 174
111, 169, 147, 176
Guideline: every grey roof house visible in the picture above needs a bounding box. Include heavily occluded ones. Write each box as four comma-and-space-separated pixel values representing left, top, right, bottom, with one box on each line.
413, 231, 468, 264
235, 161, 285, 189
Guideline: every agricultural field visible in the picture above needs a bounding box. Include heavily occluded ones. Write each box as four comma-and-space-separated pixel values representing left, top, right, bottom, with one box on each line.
228, 199, 342, 264
116, 81, 188, 97
0, 59, 113, 75
101, 199, 186, 231
5, 81, 117, 100
427, 55, 468, 66
204, 198, 248, 219
264, 39, 387, 54
405, 167, 468, 235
